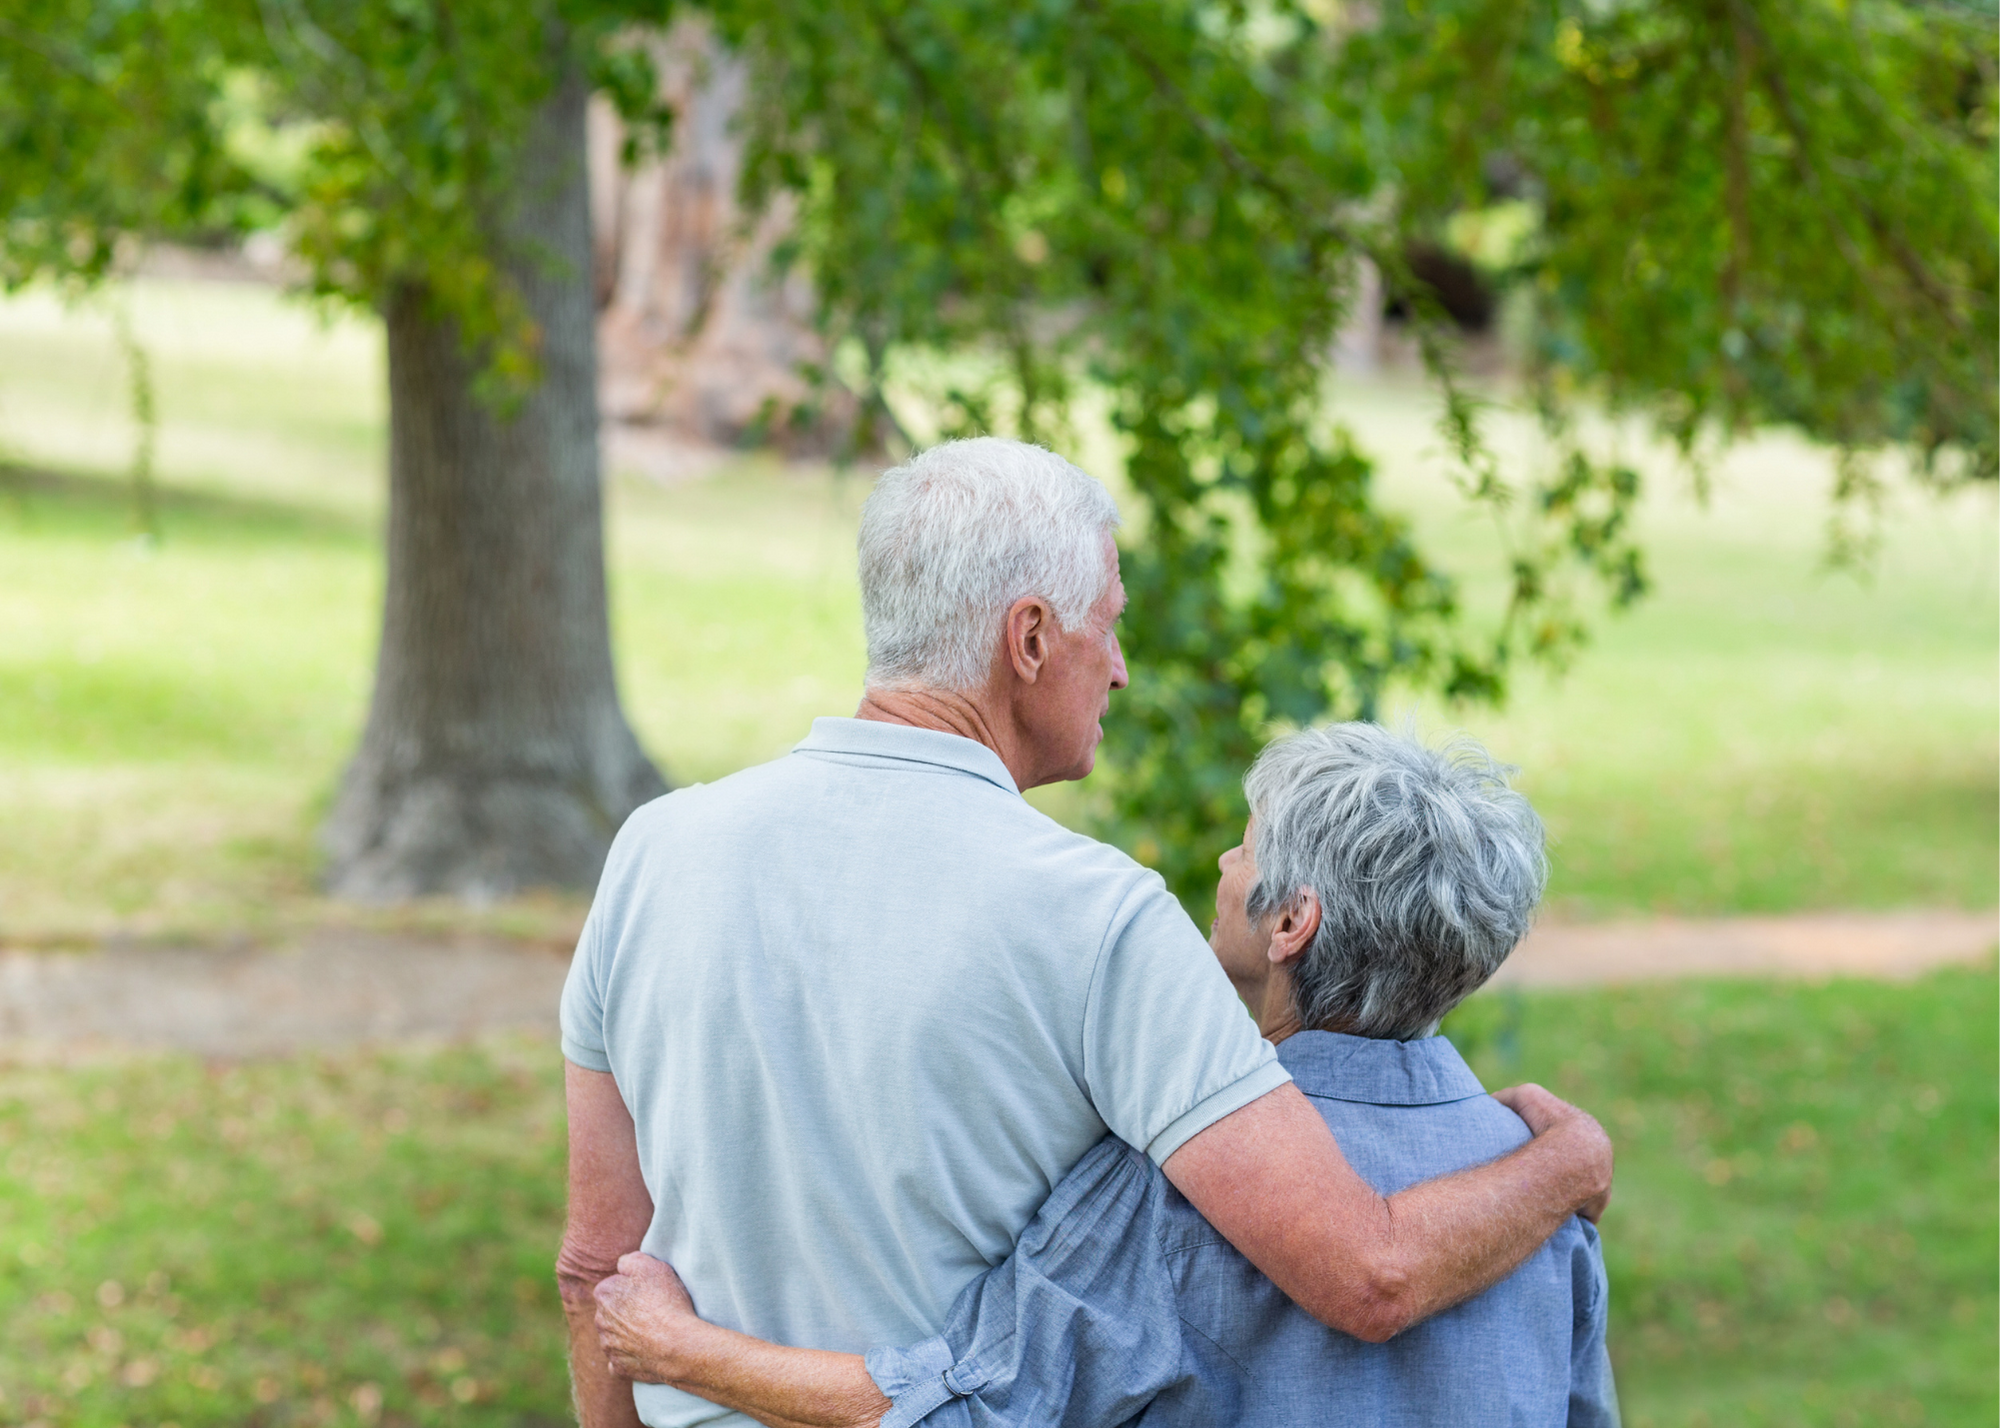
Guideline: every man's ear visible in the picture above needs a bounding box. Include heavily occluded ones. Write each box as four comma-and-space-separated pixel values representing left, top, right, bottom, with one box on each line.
1267, 887, 1321, 968
1003, 595, 1055, 684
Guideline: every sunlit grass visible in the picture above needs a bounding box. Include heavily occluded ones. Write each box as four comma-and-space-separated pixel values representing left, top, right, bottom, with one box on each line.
0, 471, 375, 939
0, 277, 1992, 938
1342, 380, 1999, 917
0, 1037, 570, 1428
0, 280, 383, 520
2, 965, 1990, 1427
1446, 962, 2000, 1427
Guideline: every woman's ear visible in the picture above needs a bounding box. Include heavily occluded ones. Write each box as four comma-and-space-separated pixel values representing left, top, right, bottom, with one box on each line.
1267, 887, 1321, 968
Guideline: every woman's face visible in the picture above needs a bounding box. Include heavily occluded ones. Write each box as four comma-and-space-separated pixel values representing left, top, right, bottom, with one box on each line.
1209, 819, 1271, 994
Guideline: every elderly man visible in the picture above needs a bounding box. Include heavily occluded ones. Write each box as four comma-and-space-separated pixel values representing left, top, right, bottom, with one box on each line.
557, 439, 1612, 1428
592, 724, 1618, 1427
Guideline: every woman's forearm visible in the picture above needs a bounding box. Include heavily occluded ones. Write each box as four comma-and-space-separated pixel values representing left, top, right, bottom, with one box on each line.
646, 1318, 890, 1428
591, 1250, 890, 1428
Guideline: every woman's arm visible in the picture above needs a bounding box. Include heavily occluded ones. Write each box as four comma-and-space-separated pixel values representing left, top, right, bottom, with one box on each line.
594, 1137, 1183, 1428
594, 1254, 891, 1428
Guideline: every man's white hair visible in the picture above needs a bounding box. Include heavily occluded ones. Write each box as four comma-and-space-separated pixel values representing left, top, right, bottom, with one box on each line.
859, 438, 1122, 692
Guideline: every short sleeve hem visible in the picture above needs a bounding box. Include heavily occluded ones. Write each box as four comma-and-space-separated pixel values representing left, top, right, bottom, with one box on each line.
865, 1337, 961, 1428
561, 1036, 613, 1074
1142, 1059, 1293, 1166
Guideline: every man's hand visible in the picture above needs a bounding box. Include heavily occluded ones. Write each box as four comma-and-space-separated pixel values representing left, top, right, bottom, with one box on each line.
595, 1253, 700, 1384
1491, 1083, 1614, 1224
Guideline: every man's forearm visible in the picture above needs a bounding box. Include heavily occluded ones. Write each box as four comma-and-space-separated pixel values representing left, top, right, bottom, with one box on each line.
562, 1063, 659, 1428
565, 1288, 646, 1428
1375, 1106, 1610, 1330
621, 1316, 888, 1428
1165, 1081, 1612, 1344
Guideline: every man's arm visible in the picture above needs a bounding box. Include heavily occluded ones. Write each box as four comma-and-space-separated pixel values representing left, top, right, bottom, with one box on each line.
596, 1254, 889, 1428
558, 1064, 659, 1428
587, 1081, 1606, 1422
1162, 1079, 1612, 1344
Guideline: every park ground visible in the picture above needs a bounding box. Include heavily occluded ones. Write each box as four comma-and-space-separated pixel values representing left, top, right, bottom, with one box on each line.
0, 279, 1994, 1426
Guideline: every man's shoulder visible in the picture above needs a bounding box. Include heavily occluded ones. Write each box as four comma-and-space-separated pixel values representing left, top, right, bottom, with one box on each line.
606, 748, 846, 842
589, 758, 805, 898
631, 750, 810, 816
599, 751, 1166, 931
1012, 799, 1154, 878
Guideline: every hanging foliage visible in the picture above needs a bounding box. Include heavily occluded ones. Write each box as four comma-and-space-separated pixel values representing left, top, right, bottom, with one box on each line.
5, 0, 1991, 908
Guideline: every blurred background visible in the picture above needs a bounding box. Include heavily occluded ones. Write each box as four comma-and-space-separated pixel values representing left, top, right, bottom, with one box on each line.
1, 3, 1994, 1427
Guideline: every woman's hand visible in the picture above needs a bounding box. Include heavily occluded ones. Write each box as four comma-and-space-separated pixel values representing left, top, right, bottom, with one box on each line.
594, 1252, 703, 1384
593, 1252, 890, 1428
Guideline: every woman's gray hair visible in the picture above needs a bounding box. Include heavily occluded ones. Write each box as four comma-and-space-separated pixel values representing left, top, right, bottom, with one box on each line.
859, 438, 1122, 692
1244, 723, 1546, 1041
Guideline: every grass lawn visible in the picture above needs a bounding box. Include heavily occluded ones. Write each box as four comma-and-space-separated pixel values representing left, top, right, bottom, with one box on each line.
1446, 964, 1998, 1427
1349, 388, 2000, 919
1, 278, 1992, 939
1, 280, 1991, 1425
3, 962, 1992, 1428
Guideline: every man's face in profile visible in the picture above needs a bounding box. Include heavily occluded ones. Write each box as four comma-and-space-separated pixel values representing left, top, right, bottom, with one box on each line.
1022, 539, 1129, 786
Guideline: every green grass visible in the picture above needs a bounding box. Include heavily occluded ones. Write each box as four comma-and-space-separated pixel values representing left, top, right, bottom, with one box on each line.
0, 278, 875, 939
1345, 386, 1999, 918
3, 964, 1991, 1427
0, 277, 1993, 938
0, 1038, 569, 1428
1446, 964, 2000, 1427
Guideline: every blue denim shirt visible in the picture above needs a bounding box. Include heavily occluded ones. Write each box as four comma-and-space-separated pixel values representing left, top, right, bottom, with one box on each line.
865, 1031, 1617, 1428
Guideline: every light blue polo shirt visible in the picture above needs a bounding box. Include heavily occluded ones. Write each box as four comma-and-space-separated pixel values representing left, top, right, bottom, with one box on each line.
561, 717, 1288, 1428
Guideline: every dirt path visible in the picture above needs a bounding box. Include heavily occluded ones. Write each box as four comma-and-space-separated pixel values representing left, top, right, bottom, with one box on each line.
2, 910, 1992, 1060
0, 932, 571, 1061
1491, 908, 1997, 989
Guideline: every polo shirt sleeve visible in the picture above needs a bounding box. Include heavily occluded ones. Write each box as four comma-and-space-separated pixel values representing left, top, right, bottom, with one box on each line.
559, 911, 613, 1073
1082, 877, 1291, 1165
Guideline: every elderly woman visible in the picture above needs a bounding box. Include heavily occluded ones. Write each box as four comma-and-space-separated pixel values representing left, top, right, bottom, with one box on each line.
593, 723, 1618, 1428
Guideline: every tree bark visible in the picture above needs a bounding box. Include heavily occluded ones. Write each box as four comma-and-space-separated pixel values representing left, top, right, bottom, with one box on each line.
590, 19, 858, 461
323, 58, 668, 902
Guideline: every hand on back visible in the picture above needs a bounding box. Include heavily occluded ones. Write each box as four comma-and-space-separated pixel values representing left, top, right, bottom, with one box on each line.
594, 1253, 698, 1383
1491, 1083, 1614, 1224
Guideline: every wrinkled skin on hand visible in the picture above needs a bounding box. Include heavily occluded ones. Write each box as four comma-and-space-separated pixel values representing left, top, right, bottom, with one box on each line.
1491, 1082, 1614, 1224
594, 1252, 699, 1383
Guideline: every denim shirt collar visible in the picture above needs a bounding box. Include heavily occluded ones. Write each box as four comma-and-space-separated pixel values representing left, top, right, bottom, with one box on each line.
1275, 1029, 1488, 1106
793, 716, 1020, 795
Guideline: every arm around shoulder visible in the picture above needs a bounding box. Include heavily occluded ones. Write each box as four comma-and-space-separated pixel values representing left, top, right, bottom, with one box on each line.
1163, 1081, 1613, 1343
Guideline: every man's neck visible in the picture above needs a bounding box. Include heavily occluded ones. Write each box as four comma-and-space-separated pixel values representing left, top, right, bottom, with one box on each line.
855, 688, 1033, 790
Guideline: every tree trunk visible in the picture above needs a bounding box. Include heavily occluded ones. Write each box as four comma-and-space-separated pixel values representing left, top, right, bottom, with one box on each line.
590, 18, 857, 464
323, 59, 668, 902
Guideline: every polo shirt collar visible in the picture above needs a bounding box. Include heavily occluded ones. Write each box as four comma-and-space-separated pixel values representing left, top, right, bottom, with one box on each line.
794, 716, 1021, 795
1276, 1029, 1487, 1106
